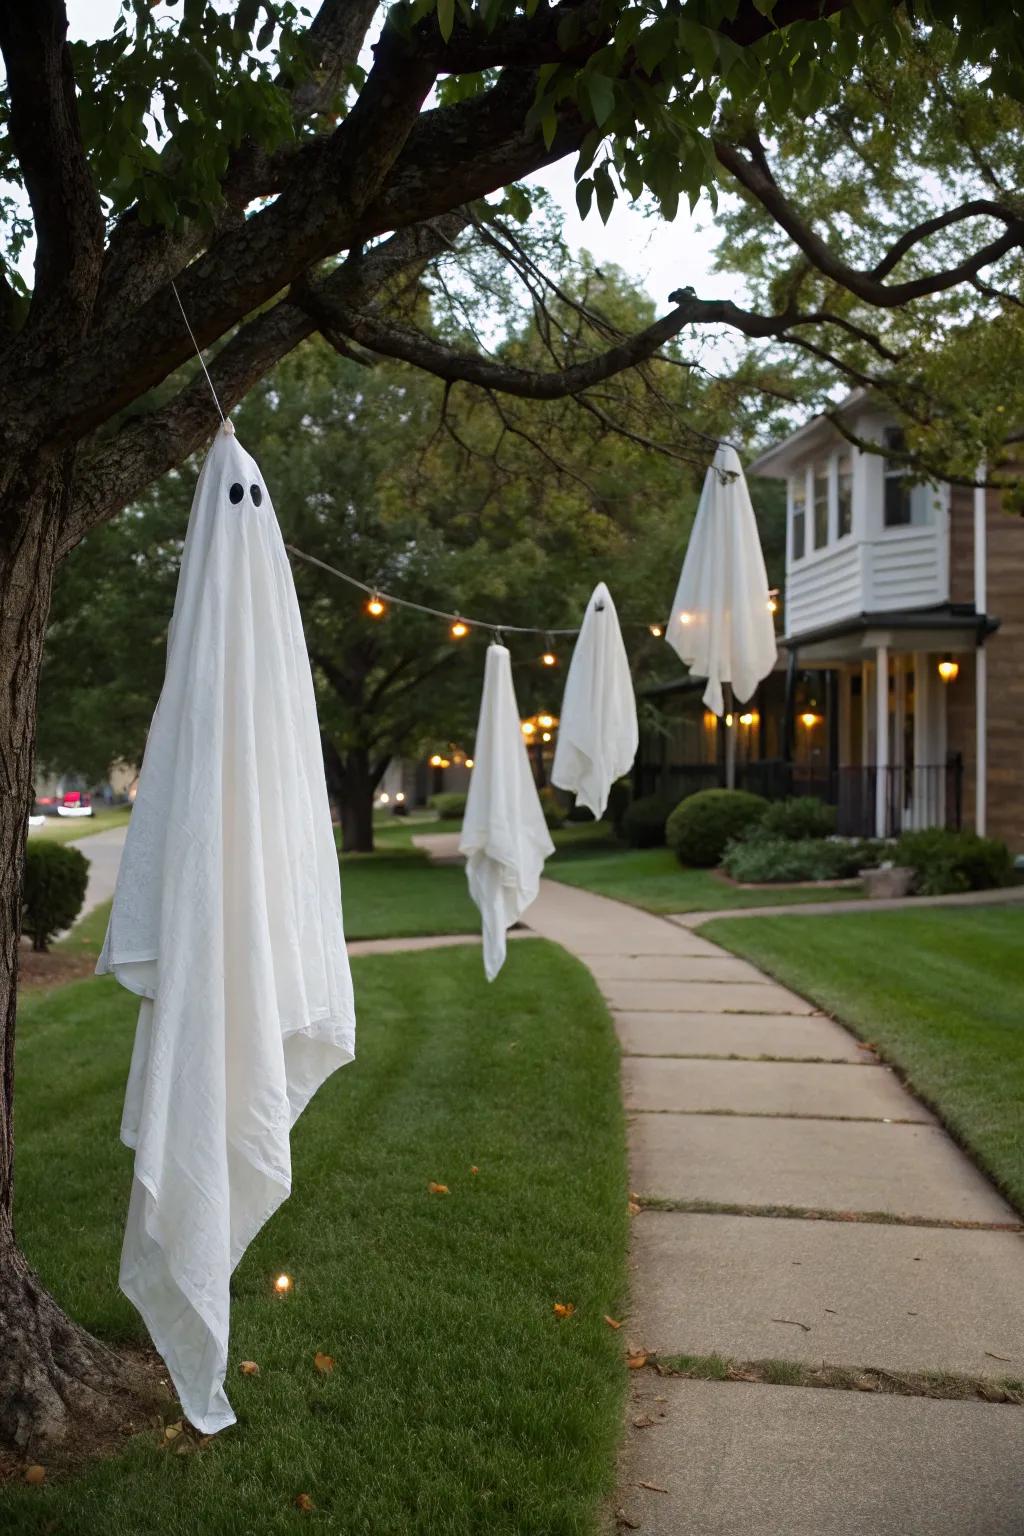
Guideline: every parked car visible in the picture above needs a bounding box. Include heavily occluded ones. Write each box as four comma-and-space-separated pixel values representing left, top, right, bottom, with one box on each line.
56, 790, 94, 819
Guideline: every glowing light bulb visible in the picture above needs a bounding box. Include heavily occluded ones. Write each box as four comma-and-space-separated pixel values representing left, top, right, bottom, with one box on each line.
542, 731, 552, 742
439, 758, 451, 769
366, 594, 386, 618
542, 652, 557, 667
767, 597, 778, 615
937, 657, 959, 683
465, 759, 474, 768
450, 619, 469, 639
430, 753, 443, 767
538, 714, 554, 729
395, 792, 405, 803
678, 612, 692, 626
649, 624, 663, 638
274, 1273, 292, 1295
521, 722, 535, 736
379, 792, 390, 804
800, 711, 820, 728
739, 712, 755, 726
725, 713, 734, 727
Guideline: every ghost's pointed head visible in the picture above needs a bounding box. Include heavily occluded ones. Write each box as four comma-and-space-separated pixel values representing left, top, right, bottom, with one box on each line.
199, 429, 272, 522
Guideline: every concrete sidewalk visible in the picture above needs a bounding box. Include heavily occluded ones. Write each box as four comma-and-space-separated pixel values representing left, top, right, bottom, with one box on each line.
518, 878, 1024, 1536
66, 823, 130, 920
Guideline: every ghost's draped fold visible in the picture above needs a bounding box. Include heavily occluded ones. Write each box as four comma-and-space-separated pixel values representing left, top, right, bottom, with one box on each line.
551, 582, 638, 820
459, 645, 554, 980
97, 426, 355, 1434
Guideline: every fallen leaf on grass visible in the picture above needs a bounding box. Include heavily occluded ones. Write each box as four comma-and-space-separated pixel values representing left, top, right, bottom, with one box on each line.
239, 1360, 260, 1376
604, 1315, 623, 1330
553, 1303, 576, 1319
295, 1493, 316, 1512
23, 1466, 45, 1486
163, 1421, 185, 1442
314, 1352, 334, 1374
427, 1182, 449, 1195
627, 1351, 648, 1370
470, 1166, 479, 1175
627, 1202, 642, 1216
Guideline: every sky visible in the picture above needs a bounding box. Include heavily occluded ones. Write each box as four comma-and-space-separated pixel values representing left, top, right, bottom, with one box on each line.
63, 0, 739, 322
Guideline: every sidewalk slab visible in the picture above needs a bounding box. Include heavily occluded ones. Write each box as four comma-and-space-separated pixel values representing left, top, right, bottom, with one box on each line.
618, 1378, 1024, 1536
622, 1057, 931, 1122
601, 977, 816, 1015
615, 1010, 871, 1062
669, 882, 1024, 927
584, 953, 765, 984
630, 1211, 1024, 1375
68, 824, 129, 920
524, 880, 721, 957
347, 932, 536, 957
630, 1114, 1018, 1224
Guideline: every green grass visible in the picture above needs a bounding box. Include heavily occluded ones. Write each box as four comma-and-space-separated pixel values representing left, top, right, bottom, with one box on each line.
340, 847, 479, 939
547, 834, 865, 914
28, 806, 132, 845
4, 939, 628, 1534
705, 906, 1024, 1213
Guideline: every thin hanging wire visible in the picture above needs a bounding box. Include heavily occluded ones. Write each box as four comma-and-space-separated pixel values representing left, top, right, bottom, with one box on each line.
171, 279, 227, 426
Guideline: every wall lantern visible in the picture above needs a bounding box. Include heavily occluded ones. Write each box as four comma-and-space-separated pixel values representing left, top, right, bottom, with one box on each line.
738, 712, 756, 727
937, 656, 959, 683
800, 710, 821, 728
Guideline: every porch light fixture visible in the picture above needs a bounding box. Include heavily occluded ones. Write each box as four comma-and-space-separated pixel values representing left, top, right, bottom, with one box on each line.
395, 792, 405, 803
379, 792, 390, 804
724, 713, 734, 727
739, 712, 756, 726
429, 753, 443, 767
800, 710, 821, 728
767, 590, 779, 615
521, 721, 536, 736
538, 714, 555, 729
938, 656, 959, 683
542, 731, 552, 742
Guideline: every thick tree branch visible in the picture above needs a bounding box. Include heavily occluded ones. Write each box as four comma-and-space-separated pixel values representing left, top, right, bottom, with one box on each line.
715, 137, 1024, 306
0, 0, 102, 337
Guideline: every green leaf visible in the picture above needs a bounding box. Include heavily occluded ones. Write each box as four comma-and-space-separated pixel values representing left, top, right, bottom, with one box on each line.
575, 176, 594, 218
437, 0, 455, 43
594, 162, 615, 224
541, 107, 558, 151
585, 73, 616, 128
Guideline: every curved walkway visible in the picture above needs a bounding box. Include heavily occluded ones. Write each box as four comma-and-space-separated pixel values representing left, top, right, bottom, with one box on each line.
520, 878, 1024, 1536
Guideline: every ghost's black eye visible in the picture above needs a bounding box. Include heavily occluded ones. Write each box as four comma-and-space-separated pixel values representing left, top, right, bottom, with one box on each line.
229, 482, 244, 505
250, 484, 263, 507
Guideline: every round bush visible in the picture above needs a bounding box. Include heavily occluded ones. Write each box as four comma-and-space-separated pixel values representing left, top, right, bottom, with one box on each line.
757, 796, 837, 842
724, 836, 864, 884
621, 793, 679, 849
606, 778, 633, 832
429, 791, 468, 821
22, 840, 89, 952
666, 788, 767, 867
538, 786, 567, 830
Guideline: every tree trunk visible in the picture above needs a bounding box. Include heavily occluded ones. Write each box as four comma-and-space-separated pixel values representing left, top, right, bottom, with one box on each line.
0, 468, 141, 1454
339, 746, 377, 855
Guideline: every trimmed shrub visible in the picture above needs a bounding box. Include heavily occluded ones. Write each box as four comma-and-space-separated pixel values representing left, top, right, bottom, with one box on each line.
22, 841, 89, 952
756, 796, 837, 842
723, 836, 882, 884
621, 793, 679, 849
430, 792, 468, 821
894, 828, 1014, 896
666, 788, 767, 867
538, 786, 567, 830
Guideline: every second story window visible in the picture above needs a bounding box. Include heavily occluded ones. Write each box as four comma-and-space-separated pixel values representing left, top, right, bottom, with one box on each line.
813, 466, 830, 548
791, 477, 806, 560
883, 428, 913, 527
837, 452, 853, 537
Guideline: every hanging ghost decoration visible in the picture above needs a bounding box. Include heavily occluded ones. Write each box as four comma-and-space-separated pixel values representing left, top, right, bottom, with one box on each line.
551, 582, 638, 820
97, 421, 356, 1434
459, 644, 554, 980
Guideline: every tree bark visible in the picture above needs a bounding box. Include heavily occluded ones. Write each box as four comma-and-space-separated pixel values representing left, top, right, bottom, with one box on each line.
0, 467, 139, 1453
339, 746, 379, 856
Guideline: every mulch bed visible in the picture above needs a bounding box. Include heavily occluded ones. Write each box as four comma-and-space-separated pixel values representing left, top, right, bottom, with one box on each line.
17, 939, 97, 991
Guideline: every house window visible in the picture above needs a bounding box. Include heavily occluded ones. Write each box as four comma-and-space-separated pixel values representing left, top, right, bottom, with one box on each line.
837, 452, 853, 537
813, 467, 829, 548
883, 428, 913, 527
791, 476, 806, 560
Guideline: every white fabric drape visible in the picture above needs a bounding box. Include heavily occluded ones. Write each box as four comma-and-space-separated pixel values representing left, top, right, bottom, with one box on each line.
666, 442, 777, 715
97, 423, 355, 1434
551, 582, 638, 819
459, 644, 554, 980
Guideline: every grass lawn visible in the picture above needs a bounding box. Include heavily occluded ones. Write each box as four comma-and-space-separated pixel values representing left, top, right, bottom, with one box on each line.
4, 935, 628, 1534
548, 830, 865, 915
28, 806, 132, 845
705, 906, 1024, 1213
340, 847, 479, 939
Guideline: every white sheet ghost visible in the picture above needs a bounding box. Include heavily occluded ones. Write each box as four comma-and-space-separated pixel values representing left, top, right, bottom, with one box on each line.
551, 582, 638, 819
459, 644, 554, 980
666, 443, 778, 715
97, 421, 355, 1434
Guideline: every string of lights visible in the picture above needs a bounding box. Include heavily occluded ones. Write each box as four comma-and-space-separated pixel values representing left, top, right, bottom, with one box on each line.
284, 543, 780, 654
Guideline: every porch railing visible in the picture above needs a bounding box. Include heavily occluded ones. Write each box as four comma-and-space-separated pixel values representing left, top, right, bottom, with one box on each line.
633, 756, 963, 839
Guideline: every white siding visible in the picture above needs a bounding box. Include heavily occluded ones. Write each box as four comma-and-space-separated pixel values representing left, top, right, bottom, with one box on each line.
785, 541, 863, 638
